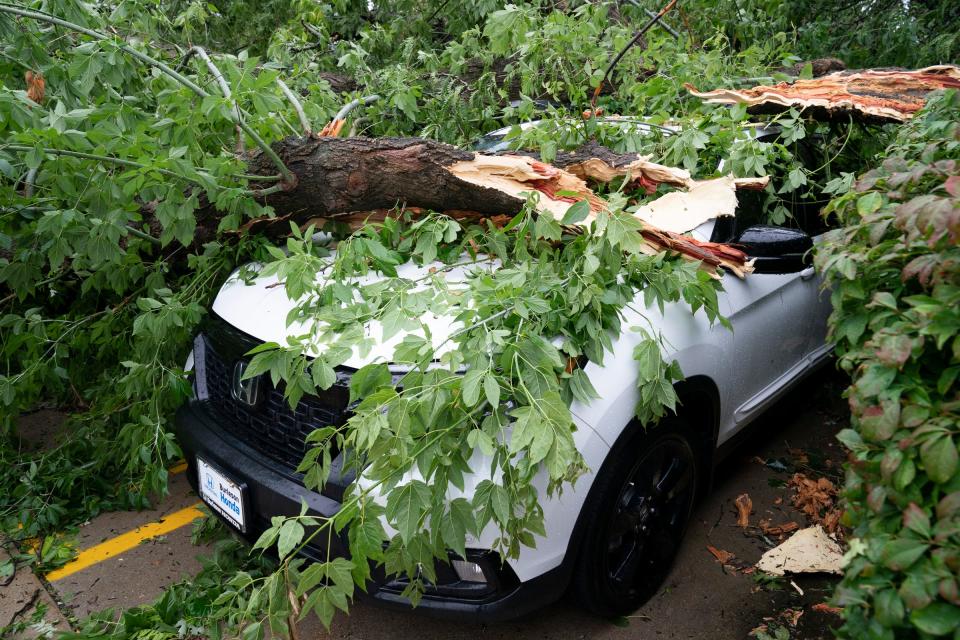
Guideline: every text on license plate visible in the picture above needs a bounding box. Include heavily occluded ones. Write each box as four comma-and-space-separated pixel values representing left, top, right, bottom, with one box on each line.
197, 457, 246, 532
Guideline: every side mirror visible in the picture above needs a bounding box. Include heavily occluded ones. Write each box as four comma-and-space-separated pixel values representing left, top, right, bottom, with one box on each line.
735, 225, 813, 274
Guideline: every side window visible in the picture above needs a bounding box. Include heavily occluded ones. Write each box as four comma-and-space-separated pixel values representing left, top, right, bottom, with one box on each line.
759, 132, 837, 236
709, 178, 781, 244
711, 132, 836, 243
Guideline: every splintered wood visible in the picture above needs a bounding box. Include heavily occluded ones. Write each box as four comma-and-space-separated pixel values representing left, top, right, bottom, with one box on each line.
686, 65, 960, 123
447, 152, 759, 277
756, 525, 844, 576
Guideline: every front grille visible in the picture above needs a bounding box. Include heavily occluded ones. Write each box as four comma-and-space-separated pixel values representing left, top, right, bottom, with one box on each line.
198, 317, 352, 473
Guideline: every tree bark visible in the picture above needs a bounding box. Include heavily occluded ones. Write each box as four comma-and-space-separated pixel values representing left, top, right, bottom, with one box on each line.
188, 136, 528, 243
246, 136, 526, 218
183, 135, 753, 275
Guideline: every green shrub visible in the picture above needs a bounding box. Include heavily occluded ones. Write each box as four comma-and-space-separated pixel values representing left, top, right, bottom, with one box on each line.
817, 90, 960, 639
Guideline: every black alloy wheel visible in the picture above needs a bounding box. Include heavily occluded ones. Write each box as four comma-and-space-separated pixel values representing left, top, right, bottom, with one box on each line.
571, 421, 700, 617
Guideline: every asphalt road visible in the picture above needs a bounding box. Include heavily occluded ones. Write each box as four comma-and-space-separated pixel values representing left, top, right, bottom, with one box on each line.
7, 368, 850, 639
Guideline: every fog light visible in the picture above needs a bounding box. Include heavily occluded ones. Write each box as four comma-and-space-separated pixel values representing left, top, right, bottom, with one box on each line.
451, 559, 487, 583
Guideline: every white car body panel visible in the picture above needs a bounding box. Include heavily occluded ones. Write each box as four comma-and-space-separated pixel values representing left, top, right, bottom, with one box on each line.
209, 217, 832, 582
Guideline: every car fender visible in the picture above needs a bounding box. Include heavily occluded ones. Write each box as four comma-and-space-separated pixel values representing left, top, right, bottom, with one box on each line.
571, 298, 731, 449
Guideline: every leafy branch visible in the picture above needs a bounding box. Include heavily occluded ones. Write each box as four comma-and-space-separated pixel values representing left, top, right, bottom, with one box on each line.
0, 3, 295, 186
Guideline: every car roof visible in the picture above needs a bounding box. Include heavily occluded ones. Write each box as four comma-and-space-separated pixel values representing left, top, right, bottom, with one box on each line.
474, 117, 781, 152
479, 116, 681, 140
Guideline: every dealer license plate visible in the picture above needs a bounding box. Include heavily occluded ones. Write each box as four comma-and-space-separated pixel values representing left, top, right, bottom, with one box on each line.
197, 457, 246, 532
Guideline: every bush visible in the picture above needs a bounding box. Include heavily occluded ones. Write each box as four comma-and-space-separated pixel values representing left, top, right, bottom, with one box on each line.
816, 90, 960, 639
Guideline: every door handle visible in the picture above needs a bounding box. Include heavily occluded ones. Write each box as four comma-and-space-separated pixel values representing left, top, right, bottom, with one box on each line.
800, 266, 816, 281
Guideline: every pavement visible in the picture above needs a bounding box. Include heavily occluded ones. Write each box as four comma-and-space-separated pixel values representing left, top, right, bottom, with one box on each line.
3, 369, 850, 639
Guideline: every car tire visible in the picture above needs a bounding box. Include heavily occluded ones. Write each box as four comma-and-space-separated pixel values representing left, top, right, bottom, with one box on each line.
570, 418, 700, 617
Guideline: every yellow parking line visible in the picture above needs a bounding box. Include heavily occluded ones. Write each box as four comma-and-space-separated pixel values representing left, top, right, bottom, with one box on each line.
168, 460, 188, 474
46, 503, 204, 582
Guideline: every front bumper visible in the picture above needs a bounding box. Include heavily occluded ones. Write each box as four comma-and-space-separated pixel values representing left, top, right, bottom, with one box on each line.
174, 400, 568, 622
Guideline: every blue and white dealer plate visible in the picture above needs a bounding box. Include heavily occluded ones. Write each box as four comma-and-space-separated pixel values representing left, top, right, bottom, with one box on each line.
197, 457, 246, 532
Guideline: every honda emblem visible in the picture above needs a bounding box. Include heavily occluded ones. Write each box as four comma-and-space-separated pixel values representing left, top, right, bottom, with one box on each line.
231, 361, 263, 407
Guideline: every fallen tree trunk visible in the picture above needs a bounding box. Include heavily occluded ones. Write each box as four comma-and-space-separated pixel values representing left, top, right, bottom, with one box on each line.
187, 135, 756, 275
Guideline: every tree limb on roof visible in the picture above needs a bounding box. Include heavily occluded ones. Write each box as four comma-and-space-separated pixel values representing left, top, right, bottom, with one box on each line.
218, 136, 754, 277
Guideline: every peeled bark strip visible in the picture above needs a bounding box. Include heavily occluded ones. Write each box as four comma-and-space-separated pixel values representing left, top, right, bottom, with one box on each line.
686, 65, 960, 124
223, 136, 753, 275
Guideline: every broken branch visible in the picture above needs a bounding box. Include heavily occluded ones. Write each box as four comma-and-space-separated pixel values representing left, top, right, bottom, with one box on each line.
592, 0, 678, 107
277, 79, 312, 135
182, 46, 245, 153
686, 65, 960, 123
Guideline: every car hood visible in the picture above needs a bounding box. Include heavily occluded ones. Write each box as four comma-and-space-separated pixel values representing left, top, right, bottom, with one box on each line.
211, 258, 489, 370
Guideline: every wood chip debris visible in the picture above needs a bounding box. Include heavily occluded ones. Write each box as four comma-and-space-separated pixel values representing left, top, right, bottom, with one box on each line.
758, 519, 800, 539
788, 472, 843, 535
631, 175, 767, 234
706, 545, 754, 574
812, 603, 843, 615
707, 544, 736, 565
735, 493, 753, 528
782, 607, 804, 626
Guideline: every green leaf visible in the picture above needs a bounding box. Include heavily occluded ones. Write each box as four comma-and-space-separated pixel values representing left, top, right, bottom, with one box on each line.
910, 603, 960, 636
439, 497, 475, 560
241, 621, 263, 640
252, 525, 279, 551
561, 199, 591, 225
899, 573, 933, 610
836, 428, 865, 452
920, 435, 958, 484
311, 360, 337, 390
277, 519, 305, 559
483, 373, 500, 407
882, 538, 929, 570
533, 214, 562, 240
466, 428, 495, 456
349, 517, 385, 562
937, 492, 960, 519
871, 292, 898, 310
461, 367, 485, 407
859, 402, 899, 441
308, 588, 336, 629
24, 143, 44, 170
856, 191, 883, 216
326, 557, 354, 591
350, 363, 392, 403
874, 589, 905, 626
855, 366, 897, 398
902, 503, 931, 538
385, 481, 430, 544
569, 368, 598, 403
489, 483, 511, 524
473, 479, 511, 528
296, 563, 327, 595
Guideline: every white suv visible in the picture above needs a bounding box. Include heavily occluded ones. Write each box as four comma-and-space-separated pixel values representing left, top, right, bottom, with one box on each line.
175, 128, 834, 620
